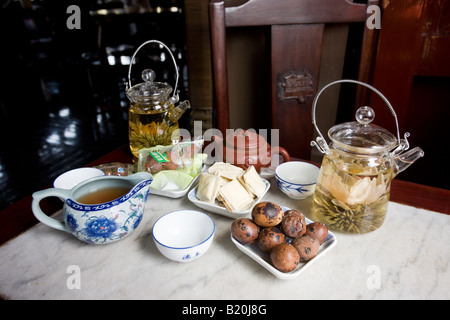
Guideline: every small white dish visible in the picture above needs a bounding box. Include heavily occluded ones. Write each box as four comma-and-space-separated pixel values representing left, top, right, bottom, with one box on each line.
275, 161, 320, 199
148, 164, 205, 199
53, 167, 105, 189
187, 178, 270, 218
149, 171, 201, 199
152, 210, 215, 262
231, 207, 337, 279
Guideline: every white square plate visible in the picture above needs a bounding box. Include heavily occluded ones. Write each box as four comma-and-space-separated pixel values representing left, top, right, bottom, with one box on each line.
231, 207, 337, 279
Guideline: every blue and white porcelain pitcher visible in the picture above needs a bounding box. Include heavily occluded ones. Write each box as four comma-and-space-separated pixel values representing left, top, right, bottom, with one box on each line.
32, 172, 152, 244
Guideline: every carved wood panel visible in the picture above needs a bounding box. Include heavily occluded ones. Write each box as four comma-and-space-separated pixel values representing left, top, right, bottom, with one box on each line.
271, 24, 323, 159
278, 69, 315, 104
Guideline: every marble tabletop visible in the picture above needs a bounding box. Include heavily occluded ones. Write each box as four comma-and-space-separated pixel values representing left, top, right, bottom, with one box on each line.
1, 178, 449, 300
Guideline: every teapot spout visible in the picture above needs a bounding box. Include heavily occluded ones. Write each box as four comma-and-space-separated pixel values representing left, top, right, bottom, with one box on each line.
393, 147, 424, 177
168, 100, 191, 123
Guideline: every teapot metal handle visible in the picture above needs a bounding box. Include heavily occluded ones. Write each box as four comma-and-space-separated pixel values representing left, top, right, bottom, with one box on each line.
127, 40, 180, 101
311, 79, 409, 154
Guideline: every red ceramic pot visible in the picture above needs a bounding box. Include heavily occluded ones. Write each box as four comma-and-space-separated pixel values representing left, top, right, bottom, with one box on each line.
213, 129, 290, 172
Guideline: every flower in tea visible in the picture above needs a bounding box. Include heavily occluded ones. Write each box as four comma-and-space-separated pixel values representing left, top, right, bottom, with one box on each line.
314, 153, 391, 233
322, 166, 386, 206
346, 176, 386, 205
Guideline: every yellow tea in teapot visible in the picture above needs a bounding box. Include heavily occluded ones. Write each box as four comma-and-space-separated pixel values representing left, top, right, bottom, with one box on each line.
313, 152, 393, 233
125, 44, 190, 159
129, 104, 180, 158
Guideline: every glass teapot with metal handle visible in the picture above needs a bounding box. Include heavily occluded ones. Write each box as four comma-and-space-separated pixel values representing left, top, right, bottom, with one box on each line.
311, 80, 424, 234
126, 40, 190, 159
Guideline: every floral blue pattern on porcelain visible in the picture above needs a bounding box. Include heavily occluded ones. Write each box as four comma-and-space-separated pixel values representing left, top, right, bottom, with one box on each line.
182, 251, 201, 260
32, 172, 153, 245
275, 176, 315, 199
64, 181, 150, 244
276, 179, 311, 195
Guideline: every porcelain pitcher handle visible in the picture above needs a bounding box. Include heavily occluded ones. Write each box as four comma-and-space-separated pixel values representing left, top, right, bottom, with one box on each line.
32, 188, 71, 232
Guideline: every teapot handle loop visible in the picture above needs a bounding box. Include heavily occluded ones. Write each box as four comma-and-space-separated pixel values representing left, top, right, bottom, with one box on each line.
311, 79, 405, 154
127, 40, 180, 101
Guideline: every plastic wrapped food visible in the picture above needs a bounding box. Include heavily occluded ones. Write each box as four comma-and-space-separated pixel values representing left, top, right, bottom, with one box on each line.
137, 139, 206, 176
137, 139, 207, 193
96, 162, 135, 176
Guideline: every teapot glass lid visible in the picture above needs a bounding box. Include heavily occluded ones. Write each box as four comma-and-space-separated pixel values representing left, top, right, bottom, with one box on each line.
126, 69, 173, 102
126, 40, 180, 103
311, 79, 414, 156
328, 106, 397, 154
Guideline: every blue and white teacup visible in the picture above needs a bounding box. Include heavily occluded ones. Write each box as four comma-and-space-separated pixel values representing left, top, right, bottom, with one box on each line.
275, 161, 320, 200
32, 172, 152, 244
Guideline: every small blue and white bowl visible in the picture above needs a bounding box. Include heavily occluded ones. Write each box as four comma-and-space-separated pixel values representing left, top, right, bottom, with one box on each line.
275, 161, 320, 200
152, 210, 215, 262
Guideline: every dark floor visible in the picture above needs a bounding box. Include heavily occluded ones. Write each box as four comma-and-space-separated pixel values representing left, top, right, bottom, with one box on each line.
0, 89, 129, 211
0, 1, 189, 211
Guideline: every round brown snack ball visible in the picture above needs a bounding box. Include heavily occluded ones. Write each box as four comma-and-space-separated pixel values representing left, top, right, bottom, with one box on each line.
257, 227, 286, 252
231, 218, 260, 244
292, 236, 320, 261
304, 222, 328, 244
280, 210, 306, 238
251, 201, 284, 227
270, 243, 300, 273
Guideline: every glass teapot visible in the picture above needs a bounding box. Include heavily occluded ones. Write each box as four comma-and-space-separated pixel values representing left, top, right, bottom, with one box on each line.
126, 40, 190, 159
311, 80, 424, 234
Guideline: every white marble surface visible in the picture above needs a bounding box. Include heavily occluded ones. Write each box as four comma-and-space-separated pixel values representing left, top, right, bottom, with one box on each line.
1, 178, 449, 300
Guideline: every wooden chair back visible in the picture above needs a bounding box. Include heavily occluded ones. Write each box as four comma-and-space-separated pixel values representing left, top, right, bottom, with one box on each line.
209, 0, 380, 159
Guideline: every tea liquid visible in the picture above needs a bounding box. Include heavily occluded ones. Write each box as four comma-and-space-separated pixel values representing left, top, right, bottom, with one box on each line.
129, 104, 180, 158
314, 186, 389, 234
76, 186, 130, 205
313, 153, 392, 233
